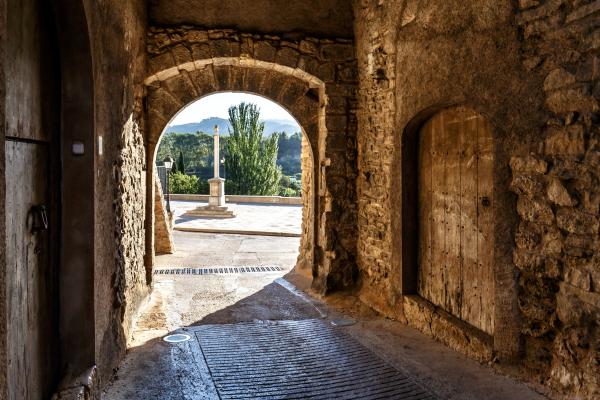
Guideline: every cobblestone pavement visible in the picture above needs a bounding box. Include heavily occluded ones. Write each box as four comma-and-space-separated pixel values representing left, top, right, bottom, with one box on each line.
171, 200, 302, 235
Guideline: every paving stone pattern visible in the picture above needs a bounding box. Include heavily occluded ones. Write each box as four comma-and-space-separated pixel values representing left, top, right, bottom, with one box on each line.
195, 319, 436, 400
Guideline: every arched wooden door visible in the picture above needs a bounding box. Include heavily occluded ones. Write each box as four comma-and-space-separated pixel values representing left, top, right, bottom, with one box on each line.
418, 107, 494, 335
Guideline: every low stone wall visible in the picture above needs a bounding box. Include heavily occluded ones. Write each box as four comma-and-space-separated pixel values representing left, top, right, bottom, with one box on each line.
170, 194, 302, 205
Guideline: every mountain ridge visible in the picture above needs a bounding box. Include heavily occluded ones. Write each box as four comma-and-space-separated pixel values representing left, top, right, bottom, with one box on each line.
164, 117, 300, 136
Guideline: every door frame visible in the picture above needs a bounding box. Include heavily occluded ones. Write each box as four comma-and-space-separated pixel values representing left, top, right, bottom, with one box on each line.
52, 0, 96, 387
395, 104, 520, 361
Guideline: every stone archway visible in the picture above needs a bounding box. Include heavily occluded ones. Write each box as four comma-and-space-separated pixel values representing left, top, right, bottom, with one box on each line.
143, 28, 359, 292
146, 65, 320, 282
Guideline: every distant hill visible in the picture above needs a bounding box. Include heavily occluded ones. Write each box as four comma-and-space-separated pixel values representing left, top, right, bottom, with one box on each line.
164, 117, 300, 136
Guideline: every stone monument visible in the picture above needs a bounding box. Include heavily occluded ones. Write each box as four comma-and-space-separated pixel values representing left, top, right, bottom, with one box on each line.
184, 125, 235, 218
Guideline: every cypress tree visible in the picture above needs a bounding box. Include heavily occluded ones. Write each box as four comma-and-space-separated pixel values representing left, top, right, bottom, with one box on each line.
224, 102, 281, 195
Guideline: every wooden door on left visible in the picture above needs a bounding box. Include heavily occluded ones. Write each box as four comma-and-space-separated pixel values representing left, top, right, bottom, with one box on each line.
5, 0, 60, 398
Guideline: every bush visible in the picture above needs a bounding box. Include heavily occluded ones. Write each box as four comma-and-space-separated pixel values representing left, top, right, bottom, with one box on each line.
278, 175, 301, 197
169, 171, 199, 194
279, 187, 300, 197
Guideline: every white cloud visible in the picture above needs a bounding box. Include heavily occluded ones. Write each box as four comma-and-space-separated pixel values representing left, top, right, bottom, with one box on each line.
169, 92, 297, 125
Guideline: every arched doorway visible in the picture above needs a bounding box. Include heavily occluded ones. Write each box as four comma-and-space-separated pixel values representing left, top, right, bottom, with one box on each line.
152, 92, 314, 272
144, 62, 325, 284
417, 107, 495, 334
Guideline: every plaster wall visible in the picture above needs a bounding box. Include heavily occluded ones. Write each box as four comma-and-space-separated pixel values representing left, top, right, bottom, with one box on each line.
148, 0, 354, 39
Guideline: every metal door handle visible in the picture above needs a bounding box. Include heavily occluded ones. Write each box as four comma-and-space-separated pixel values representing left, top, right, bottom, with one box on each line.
29, 205, 48, 233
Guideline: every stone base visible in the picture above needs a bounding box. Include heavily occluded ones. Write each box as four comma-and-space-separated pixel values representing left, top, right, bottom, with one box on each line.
184, 205, 236, 219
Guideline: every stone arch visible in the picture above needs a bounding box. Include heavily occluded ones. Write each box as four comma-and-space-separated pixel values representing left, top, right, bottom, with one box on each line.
144, 27, 359, 293
397, 104, 519, 361
145, 27, 357, 293
144, 60, 325, 285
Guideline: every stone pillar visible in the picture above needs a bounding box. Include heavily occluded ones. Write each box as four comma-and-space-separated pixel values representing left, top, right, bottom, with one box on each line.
208, 125, 226, 207
184, 125, 235, 218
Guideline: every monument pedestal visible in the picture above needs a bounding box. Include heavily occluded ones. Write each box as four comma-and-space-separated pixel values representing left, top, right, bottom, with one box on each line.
184, 178, 235, 218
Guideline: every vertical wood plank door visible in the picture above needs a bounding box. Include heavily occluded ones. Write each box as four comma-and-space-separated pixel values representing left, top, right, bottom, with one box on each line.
418, 107, 495, 335
5, 0, 60, 398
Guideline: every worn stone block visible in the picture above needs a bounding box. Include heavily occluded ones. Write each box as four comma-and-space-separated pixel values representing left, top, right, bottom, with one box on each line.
275, 47, 300, 68
545, 125, 586, 158
546, 88, 599, 114
556, 207, 599, 235
516, 223, 541, 250
149, 52, 176, 76
510, 155, 548, 175
321, 43, 354, 61
254, 41, 277, 62
544, 68, 576, 92
191, 43, 212, 60
170, 44, 193, 65
547, 179, 576, 206
517, 196, 555, 225
511, 174, 545, 197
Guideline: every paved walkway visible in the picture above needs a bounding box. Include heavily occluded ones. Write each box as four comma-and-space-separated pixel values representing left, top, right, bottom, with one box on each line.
171, 200, 302, 236
156, 230, 300, 269
103, 232, 548, 400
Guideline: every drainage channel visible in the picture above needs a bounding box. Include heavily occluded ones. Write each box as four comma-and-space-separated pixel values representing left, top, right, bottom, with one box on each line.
194, 319, 437, 400
154, 266, 284, 275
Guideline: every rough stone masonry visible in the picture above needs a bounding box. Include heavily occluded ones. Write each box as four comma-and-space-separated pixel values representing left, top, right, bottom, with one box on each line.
353, 0, 600, 397
1, 0, 599, 398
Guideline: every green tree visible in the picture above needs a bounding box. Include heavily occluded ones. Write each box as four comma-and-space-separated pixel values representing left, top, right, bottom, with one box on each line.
224, 103, 282, 195
156, 132, 213, 175
176, 150, 185, 173
169, 171, 199, 194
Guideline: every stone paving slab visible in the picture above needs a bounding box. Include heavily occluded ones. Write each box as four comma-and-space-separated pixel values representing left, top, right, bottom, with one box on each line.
172, 201, 302, 235
155, 231, 300, 269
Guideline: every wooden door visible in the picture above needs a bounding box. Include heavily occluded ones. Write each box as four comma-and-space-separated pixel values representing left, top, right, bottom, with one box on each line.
418, 107, 494, 335
5, 0, 60, 397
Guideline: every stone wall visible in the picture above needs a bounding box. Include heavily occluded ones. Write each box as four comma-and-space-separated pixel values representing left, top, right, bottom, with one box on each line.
144, 27, 358, 292
84, 0, 148, 388
353, 0, 599, 396
154, 173, 175, 255
297, 133, 315, 275
512, 1, 600, 395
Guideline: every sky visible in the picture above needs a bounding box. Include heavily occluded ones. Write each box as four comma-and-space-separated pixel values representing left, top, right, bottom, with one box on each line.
169, 92, 297, 125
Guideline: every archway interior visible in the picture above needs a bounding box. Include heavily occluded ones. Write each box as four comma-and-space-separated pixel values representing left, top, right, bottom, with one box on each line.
145, 90, 315, 320
152, 91, 315, 272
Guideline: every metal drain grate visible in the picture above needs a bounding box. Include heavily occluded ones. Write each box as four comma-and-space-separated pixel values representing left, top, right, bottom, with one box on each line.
195, 319, 436, 400
154, 266, 284, 275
